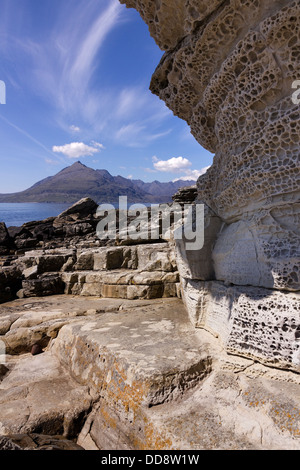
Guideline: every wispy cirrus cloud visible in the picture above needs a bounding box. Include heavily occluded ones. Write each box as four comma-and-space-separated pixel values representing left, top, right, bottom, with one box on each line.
0, 0, 176, 168
46, 0, 123, 121
115, 121, 172, 147
4, 1, 124, 125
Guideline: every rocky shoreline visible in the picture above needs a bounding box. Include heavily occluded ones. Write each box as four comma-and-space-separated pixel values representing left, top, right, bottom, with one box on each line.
0, 198, 181, 305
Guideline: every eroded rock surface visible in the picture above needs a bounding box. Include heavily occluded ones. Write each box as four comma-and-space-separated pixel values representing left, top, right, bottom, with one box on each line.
120, 0, 300, 369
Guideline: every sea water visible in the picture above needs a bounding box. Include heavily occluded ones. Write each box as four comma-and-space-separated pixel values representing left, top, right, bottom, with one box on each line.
0, 201, 161, 228
0, 203, 70, 227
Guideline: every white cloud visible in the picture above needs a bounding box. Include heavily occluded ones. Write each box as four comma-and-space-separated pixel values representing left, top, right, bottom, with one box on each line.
151, 156, 211, 181
172, 175, 195, 182
173, 166, 211, 181
69, 125, 80, 133
91, 141, 105, 150
52, 141, 104, 159
153, 156, 192, 173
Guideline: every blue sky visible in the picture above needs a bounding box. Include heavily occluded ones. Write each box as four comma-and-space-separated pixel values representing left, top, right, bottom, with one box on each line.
0, 0, 213, 193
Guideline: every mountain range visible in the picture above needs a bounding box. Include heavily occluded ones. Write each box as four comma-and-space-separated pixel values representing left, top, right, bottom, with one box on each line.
0, 161, 195, 204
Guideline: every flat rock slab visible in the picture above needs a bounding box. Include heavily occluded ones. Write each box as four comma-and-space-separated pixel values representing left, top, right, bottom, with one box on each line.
52, 298, 214, 450
0, 294, 165, 317
0, 295, 169, 354
52, 298, 213, 406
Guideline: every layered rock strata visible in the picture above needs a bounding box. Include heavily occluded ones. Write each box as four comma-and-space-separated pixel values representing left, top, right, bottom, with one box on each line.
120, 0, 300, 371
1, 243, 179, 305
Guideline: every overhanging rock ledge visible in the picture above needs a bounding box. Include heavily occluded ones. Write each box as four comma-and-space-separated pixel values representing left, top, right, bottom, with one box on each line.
119, 0, 300, 371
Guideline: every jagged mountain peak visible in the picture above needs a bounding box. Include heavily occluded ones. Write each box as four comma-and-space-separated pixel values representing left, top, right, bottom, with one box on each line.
0, 162, 196, 204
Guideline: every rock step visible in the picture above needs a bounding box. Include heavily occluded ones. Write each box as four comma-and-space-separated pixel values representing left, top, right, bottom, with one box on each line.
52, 298, 213, 449
130, 365, 300, 450
15, 243, 180, 301
21, 269, 181, 300
62, 269, 180, 299
52, 299, 212, 405
21, 243, 177, 274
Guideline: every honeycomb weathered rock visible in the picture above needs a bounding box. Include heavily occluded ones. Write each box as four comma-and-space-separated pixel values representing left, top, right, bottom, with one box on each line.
120, 0, 300, 367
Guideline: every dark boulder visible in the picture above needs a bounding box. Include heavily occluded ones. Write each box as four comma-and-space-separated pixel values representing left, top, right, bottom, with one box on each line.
0, 265, 22, 304
54, 197, 98, 222
5, 198, 99, 254
0, 222, 11, 254
22, 274, 65, 298
31, 343, 43, 356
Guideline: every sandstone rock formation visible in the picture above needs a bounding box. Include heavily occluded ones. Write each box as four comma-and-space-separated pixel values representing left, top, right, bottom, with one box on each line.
0, 295, 299, 450
1, 0, 300, 445
0, 197, 182, 306
120, 0, 300, 372
0, 198, 299, 448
